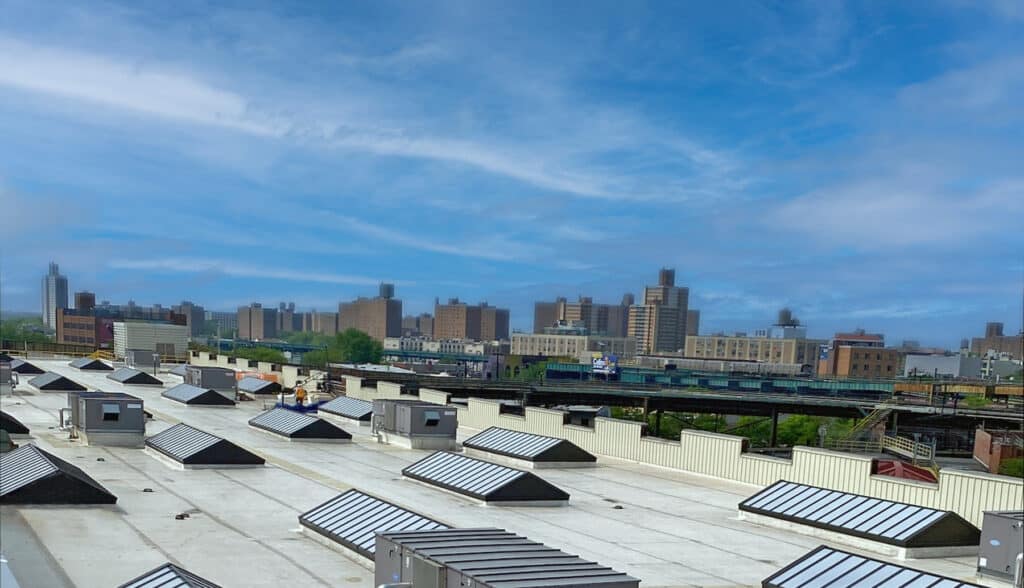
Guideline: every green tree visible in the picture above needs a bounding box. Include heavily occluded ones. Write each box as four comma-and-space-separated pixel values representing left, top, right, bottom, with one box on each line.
777, 415, 825, 446
302, 329, 382, 367
728, 416, 774, 447
999, 458, 1024, 479
232, 346, 287, 363
282, 331, 334, 347
1, 317, 52, 344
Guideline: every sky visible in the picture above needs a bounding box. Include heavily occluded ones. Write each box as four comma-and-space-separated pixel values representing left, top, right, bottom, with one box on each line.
1, 0, 1022, 347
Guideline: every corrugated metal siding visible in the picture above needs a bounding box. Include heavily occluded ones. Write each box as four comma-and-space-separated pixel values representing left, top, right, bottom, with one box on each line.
377, 381, 405, 399
460, 397, 1023, 526
418, 388, 450, 405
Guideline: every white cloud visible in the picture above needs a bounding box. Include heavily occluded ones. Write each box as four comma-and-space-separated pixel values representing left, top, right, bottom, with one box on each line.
108, 257, 395, 286
304, 210, 548, 262
771, 175, 1024, 248
899, 56, 1024, 115
0, 36, 281, 136
551, 224, 608, 243
0, 35, 739, 203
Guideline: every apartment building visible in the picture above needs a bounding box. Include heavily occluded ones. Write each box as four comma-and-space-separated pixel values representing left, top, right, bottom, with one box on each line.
685, 334, 824, 367
686, 309, 700, 336
55, 309, 114, 348
434, 299, 509, 341
817, 330, 902, 379
75, 291, 96, 311
628, 269, 689, 354
511, 332, 636, 361
237, 303, 277, 341
970, 322, 1023, 360
383, 336, 507, 356
302, 311, 339, 336
269, 302, 303, 333
204, 311, 238, 336
171, 300, 206, 337
338, 283, 402, 341
532, 295, 631, 336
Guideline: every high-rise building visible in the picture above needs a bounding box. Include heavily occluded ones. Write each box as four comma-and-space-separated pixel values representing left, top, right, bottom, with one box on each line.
434, 298, 481, 340
74, 291, 96, 312
628, 269, 689, 354
970, 321, 1023, 359
434, 299, 510, 341
401, 313, 434, 337
171, 301, 206, 338
338, 287, 402, 341
41, 262, 69, 329
532, 295, 631, 336
533, 298, 564, 333
418, 313, 434, 339
686, 309, 700, 337
480, 304, 510, 341
276, 302, 300, 333
301, 311, 339, 336
204, 311, 238, 336
238, 303, 277, 341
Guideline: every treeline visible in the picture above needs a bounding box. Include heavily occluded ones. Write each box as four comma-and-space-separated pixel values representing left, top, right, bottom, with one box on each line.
191, 328, 381, 367
611, 407, 854, 448
0, 317, 51, 344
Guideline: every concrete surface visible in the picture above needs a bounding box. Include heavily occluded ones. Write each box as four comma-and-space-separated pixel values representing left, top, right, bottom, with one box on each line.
0, 359, 987, 588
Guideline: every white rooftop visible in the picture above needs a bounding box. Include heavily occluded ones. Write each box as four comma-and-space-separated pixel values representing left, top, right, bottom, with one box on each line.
0, 359, 986, 588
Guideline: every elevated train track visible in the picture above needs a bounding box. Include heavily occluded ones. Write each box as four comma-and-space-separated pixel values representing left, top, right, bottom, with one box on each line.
328, 365, 1022, 425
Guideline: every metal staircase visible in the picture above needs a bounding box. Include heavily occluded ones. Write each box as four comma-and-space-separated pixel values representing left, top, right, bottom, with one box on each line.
826, 404, 937, 467
844, 406, 893, 441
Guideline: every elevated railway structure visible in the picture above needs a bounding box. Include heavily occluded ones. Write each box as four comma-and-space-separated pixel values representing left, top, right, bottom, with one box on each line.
328, 364, 1022, 452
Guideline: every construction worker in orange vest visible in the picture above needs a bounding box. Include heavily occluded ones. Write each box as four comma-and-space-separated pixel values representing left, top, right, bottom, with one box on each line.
295, 386, 307, 406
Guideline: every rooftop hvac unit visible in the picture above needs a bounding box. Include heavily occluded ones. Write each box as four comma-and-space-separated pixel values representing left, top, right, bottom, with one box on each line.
978, 511, 1024, 585
371, 399, 457, 450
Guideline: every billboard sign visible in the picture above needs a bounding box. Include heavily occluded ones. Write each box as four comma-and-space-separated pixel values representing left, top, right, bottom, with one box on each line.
592, 353, 619, 375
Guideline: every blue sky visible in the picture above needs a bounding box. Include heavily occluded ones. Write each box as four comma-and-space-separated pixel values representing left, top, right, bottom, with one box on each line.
1, 0, 1022, 346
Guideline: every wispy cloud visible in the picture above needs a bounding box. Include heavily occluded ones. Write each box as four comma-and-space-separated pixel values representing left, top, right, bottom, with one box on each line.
550, 224, 609, 243
0, 36, 280, 136
108, 257, 397, 286
0, 34, 739, 203
300, 210, 550, 262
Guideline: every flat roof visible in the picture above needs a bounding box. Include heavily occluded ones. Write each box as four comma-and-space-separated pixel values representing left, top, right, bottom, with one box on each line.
0, 358, 986, 587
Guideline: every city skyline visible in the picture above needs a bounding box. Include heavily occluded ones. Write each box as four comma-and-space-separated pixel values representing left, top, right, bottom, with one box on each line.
1, 2, 1023, 347
7, 259, 1023, 350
